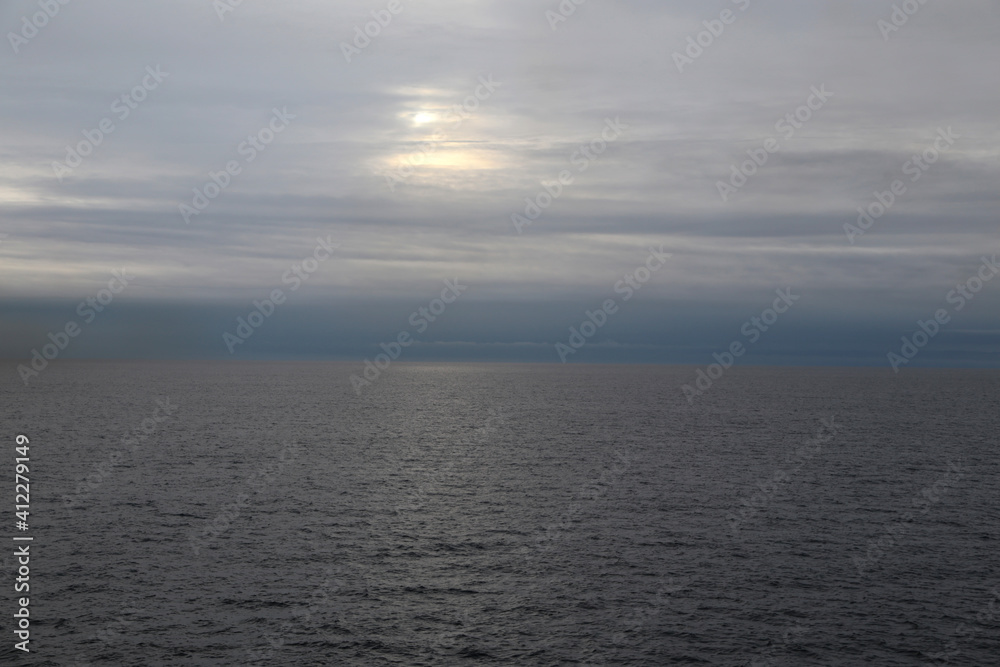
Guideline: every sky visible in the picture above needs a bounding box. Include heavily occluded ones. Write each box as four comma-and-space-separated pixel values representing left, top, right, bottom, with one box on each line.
2, 0, 999, 367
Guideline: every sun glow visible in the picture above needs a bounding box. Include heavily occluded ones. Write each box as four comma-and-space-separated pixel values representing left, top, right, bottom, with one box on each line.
412, 112, 437, 126
379, 100, 507, 181
379, 145, 500, 172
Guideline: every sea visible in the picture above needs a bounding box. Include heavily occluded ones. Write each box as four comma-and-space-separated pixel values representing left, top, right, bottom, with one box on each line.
1, 361, 997, 665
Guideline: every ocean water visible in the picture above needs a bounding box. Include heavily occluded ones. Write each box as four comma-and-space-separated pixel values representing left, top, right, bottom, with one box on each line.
2, 361, 998, 666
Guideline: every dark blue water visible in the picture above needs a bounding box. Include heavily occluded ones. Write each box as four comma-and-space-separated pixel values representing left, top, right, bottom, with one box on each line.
2, 362, 998, 665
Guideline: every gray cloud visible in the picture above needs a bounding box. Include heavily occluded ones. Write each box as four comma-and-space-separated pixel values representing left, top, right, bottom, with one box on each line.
1, 0, 998, 366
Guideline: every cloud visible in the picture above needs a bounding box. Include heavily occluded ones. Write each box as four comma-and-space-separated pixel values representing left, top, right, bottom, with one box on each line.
1, 0, 998, 364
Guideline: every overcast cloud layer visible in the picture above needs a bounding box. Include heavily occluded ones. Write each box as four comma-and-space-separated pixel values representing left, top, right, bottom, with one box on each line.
2, 0, 999, 366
